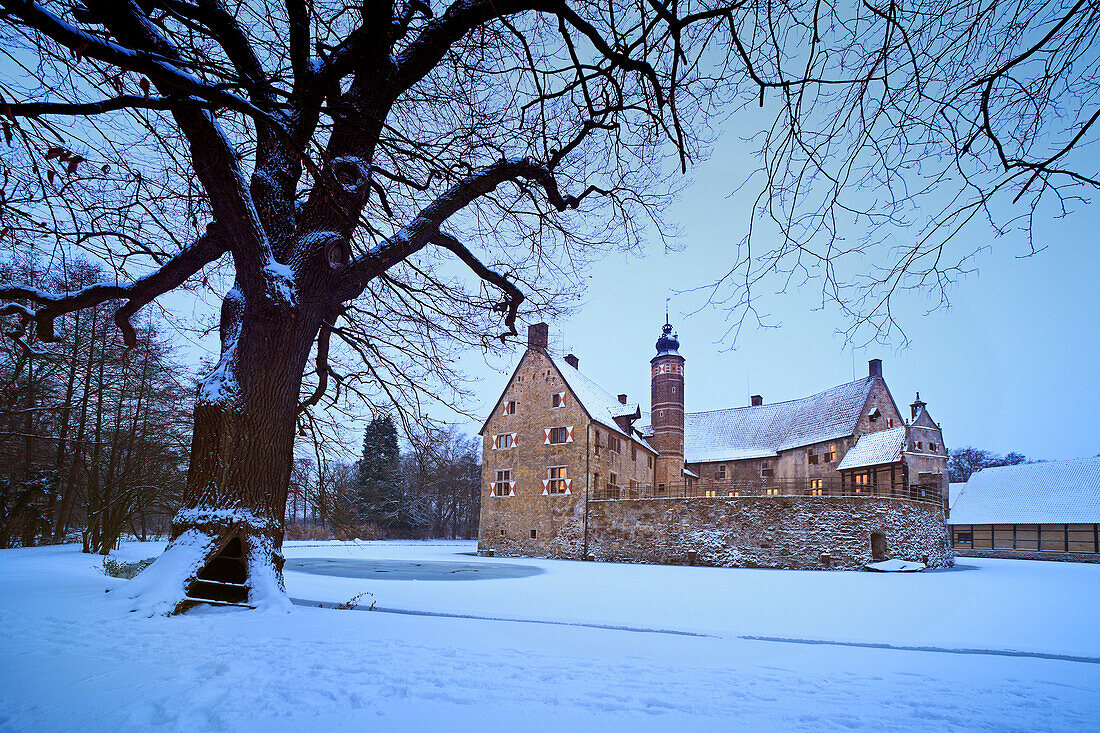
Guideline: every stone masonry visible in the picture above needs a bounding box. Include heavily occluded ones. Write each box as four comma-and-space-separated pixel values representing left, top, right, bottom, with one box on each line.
547, 496, 953, 570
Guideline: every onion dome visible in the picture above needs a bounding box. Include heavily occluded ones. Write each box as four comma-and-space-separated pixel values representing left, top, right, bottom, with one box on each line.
655, 322, 680, 357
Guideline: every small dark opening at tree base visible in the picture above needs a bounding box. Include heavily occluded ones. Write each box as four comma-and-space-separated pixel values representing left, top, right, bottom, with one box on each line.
871, 532, 887, 561
189, 535, 249, 604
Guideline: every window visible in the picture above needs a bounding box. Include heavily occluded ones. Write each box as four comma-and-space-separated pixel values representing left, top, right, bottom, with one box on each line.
501, 400, 516, 416
631, 445, 637, 461
765, 488, 780, 496
916, 441, 923, 450
546, 466, 568, 494
648, 455, 654, 469
493, 433, 515, 449
595, 430, 601, 455
809, 478, 823, 496
705, 490, 717, 497
493, 470, 513, 497
500, 528, 505, 536
930, 443, 938, 452
824, 444, 837, 462
530, 529, 537, 539
761, 461, 773, 478
552, 392, 566, 408
608, 472, 619, 492
807, 449, 818, 465
869, 408, 881, 423
607, 435, 621, 453
853, 473, 869, 492
887, 418, 894, 428
546, 426, 572, 444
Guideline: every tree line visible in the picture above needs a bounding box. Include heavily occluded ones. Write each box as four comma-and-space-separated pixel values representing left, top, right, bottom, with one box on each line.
285, 415, 481, 541
0, 257, 193, 551
0, 260, 482, 549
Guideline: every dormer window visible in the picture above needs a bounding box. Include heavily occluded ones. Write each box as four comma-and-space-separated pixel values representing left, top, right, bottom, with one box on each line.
869, 407, 881, 423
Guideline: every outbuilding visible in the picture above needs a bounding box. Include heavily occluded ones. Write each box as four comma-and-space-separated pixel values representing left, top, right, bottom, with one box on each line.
948, 456, 1100, 562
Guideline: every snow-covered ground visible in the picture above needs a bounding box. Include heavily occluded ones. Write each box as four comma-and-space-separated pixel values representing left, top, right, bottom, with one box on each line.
2, 541, 1098, 732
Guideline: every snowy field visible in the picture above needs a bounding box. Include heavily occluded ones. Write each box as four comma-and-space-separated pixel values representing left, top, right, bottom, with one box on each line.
2, 541, 1098, 732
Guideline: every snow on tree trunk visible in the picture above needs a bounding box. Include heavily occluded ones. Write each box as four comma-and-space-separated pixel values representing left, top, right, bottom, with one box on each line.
118, 286, 321, 615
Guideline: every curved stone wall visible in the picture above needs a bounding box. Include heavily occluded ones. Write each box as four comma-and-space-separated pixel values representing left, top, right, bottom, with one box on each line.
542, 496, 953, 570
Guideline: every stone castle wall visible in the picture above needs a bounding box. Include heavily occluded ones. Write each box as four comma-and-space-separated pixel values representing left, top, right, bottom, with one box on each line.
479, 495, 953, 570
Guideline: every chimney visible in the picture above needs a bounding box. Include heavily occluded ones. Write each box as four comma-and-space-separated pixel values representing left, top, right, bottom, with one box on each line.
618, 394, 628, 405
750, 395, 763, 407
528, 323, 549, 350
868, 358, 882, 378
564, 353, 579, 369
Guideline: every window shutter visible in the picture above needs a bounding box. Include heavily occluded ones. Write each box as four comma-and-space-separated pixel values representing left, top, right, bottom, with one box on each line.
541, 479, 549, 496
559, 392, 567, 407
491, 435, 498, 450
564, 478, 572, 494
511, 432, 518, 447
544, 428, 551, 444
566, 426, 574, 443
509, 481, 516, 496
501, 402, 507, 417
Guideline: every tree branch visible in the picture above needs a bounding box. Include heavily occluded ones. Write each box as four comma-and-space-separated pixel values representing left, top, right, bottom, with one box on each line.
430, 231, 525, 341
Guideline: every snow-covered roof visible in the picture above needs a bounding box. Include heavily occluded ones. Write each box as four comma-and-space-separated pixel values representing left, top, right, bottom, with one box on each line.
836, 426, 906, 470
550, 354, 648, 447
650, 377, 876, 464
682, 467, 700, 479
947, 457, 1100, 525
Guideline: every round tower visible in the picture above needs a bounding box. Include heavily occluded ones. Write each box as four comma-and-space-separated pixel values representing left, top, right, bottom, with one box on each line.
650, 322, 685, 488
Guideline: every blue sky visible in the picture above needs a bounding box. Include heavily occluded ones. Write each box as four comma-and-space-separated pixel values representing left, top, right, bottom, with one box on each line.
465, 131, 1100, 462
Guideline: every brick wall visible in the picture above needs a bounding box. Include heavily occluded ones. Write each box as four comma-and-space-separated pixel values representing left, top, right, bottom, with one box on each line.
539, 496, 953, 570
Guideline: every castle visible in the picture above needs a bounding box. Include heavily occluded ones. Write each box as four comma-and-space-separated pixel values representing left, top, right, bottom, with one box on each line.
478, 321, 953, 569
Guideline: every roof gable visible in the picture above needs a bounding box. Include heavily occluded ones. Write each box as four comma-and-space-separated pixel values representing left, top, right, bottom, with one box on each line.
948, 456, 1100, 524
477, 349, 536, 436
836, 426, 907, 470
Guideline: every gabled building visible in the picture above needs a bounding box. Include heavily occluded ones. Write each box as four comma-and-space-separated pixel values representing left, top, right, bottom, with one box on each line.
948, 457, 1100, 562
479, 323, 657, 550
478, 321, 952, 569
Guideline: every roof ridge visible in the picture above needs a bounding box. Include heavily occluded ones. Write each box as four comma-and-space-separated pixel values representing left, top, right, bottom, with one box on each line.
685, 375, 873, 416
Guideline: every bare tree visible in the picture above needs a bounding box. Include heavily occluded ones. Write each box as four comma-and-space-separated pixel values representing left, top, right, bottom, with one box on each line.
0, 0, 1094, 612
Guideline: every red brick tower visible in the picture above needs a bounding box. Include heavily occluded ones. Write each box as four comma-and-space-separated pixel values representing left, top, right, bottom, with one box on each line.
650, 322, 685, 488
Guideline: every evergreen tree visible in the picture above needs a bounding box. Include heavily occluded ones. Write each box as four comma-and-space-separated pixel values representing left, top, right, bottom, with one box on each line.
354, 416, 402, 527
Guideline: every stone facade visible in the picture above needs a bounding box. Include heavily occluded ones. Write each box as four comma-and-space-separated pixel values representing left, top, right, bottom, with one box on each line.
546, 496, 953, 570
478, 321, 952, 570
479, 341, 655, 555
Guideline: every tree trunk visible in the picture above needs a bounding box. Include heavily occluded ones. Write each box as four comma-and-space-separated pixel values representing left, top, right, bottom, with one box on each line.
118, 287, 323, 615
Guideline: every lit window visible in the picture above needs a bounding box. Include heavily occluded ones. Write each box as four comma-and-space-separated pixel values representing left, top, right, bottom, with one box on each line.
808, 449, 818, 465
705, 490, 717, 497
824, 444, 837, 462
547, 466, 568, 494
765, 488, 780, 496
810, 478, 823, 496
